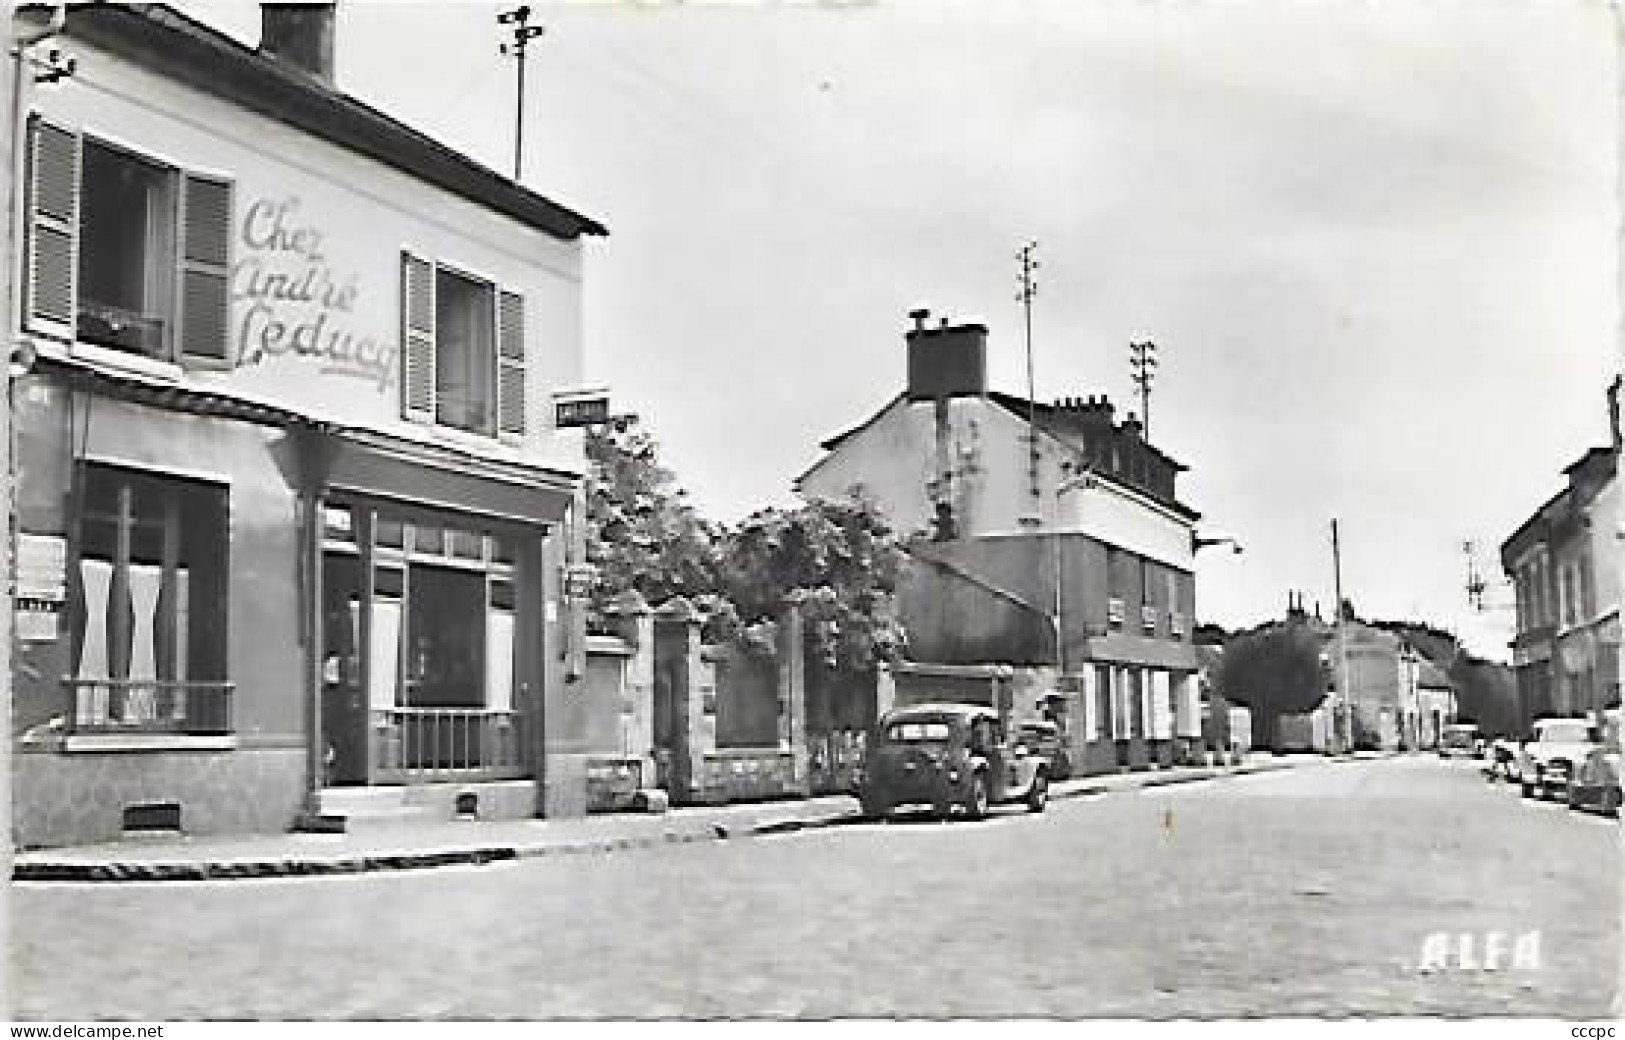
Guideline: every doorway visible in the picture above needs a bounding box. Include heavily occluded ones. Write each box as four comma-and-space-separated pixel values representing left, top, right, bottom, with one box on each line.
321, 553, 367, 785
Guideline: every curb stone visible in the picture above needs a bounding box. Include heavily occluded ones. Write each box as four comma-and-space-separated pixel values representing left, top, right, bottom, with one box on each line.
12, 756, 1364, 883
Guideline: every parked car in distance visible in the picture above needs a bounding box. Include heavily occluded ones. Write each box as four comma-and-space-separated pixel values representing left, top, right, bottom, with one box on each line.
1519, 717, 1598, 801
1568, 709, 1621, 817
1438, 723, 1480, 759
1015, 719, 1072, 780
859, 703, 1050, 822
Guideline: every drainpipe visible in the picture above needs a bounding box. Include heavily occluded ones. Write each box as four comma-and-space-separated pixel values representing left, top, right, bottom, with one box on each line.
3, 9, 62, 1002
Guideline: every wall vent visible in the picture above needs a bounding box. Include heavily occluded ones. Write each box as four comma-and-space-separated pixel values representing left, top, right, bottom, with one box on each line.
122, 802, 182, 832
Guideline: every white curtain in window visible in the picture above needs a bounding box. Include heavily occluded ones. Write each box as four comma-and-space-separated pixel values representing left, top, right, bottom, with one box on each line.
77, 558, 112, 727
1175, 673, 1202, 738
370, 598, 401, 713
1080, 666, 1099, 741
486, 609, 514, 712
1111, 667, 1130, 739
125, 563, 163, 724
1149, 670, 1173, 740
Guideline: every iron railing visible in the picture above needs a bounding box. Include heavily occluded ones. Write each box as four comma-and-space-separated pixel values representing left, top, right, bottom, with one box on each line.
63, 679, 234, 735
371, 707, 527, 783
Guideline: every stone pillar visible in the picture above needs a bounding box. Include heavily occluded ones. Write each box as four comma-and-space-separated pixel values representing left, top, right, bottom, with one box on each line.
654, 597, 705, 803
607, 590, 655, 792
778, 591, 809, 795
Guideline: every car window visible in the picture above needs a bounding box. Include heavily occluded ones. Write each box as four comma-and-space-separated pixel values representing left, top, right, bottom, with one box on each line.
886, 721, 951, 743
1538, 722, 1593, 743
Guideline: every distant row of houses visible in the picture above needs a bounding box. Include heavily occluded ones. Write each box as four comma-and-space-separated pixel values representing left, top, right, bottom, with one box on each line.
1197, 603, 1461, 756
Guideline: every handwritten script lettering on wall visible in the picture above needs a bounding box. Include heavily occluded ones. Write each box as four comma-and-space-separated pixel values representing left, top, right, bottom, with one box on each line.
231, 197, 399, 391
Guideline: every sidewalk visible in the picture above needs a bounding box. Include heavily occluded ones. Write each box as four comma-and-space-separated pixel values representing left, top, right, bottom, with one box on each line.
10, 751, 1329, 883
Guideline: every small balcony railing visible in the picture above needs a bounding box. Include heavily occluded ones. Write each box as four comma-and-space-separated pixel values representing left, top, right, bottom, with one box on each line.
371, 707, 527, 783
63, 678, 234, 735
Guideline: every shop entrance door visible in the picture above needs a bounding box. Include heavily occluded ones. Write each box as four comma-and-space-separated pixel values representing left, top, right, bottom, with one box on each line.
321, 553, 368, 785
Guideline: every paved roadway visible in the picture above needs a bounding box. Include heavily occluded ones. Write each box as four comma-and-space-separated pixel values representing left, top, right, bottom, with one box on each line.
11, 756, 1619, 1019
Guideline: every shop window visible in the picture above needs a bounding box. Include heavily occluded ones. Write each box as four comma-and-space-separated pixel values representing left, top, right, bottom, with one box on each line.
405, 564, 486, 708
399, 252, 526, 437
24, 121, 232, 363
70, 464, 230, 733
375, 516, 405, 550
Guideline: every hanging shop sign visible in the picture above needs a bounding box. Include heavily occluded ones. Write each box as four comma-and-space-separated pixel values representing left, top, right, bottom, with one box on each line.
553, 387, 611, 429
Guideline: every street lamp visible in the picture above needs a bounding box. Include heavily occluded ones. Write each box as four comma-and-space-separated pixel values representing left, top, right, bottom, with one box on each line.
1192, 534, 1243, 555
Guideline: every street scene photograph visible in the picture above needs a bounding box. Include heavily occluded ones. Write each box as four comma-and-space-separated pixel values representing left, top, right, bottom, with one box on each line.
2, 0, 1619, 1025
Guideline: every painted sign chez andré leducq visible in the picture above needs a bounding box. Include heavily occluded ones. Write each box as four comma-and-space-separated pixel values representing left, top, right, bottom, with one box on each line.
231, 196, 399, 392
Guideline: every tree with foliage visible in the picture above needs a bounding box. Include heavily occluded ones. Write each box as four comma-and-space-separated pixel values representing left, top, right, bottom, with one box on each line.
716, 497, 908, 670
1218, 619, 1328, 750
582, 418, 725, 631
583, 420, 908, 671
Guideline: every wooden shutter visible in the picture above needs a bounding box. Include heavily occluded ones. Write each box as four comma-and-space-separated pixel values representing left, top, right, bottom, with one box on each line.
24, 117, 80, 339
496, 289, 525, 437
178, 174, 232, 360
400, 252, 435, 421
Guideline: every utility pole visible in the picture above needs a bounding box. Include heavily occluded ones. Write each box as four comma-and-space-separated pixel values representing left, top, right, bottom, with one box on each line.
1331, 519, 1352, 753
1129, 339, 1157, 437
1015, 240, 1040, 512
498, 5, 545, 182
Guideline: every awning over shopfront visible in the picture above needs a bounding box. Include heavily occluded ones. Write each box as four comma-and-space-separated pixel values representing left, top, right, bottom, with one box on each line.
35, 353, 583, 530
308, 426, 578, 529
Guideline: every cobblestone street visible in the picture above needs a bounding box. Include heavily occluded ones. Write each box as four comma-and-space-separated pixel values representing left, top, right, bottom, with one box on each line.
11, 757, 1618, 1019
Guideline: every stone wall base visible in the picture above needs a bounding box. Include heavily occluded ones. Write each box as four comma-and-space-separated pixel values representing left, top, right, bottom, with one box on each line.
13, 746, 305, 849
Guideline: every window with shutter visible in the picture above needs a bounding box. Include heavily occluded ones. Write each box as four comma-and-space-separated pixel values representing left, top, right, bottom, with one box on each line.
24, 118, 80, 338
497, 290, 525, 437
179, 175, 232, 361
77, 139, 176, 360
400, 252, 435, 421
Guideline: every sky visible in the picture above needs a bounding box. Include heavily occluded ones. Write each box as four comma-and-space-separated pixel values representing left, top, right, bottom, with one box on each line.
180, 0, 1619, 660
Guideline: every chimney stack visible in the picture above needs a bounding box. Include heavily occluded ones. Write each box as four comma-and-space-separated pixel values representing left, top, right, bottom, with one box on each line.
905, 307, 987, 402
260, 3, 336, 84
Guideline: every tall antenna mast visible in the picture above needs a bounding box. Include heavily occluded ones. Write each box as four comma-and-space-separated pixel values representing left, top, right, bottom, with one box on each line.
1129, 339, 1157, 437
1016, 241, 1041, 510
1463, 539, 1487, 611
498, 5, 546, 181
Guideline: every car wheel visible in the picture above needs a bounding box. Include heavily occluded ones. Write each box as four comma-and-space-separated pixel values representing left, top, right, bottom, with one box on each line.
860, 796, 890, 822
1567, 785, 1584, 811
963, 772, 990, 821
1052, 754, 1072, 781
1520, 779, 1535, 798
1604, 786, 1622, 818
1027, 772, 1049, 813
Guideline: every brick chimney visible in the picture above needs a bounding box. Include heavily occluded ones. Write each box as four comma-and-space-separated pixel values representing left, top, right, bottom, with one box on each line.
260, 3, 336, 84
905, 307, 987, 402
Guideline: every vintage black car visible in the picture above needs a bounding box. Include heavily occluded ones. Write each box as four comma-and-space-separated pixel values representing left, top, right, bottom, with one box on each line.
858, 703, 1050, 821
1016, 719, 1072, 780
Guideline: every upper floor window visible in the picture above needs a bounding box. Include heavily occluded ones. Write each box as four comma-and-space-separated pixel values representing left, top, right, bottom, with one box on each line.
401, 252, 526, 438
23, 119, 232, 364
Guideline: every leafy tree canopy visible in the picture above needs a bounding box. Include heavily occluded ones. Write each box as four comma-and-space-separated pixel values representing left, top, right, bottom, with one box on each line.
718, 498, 908, 671
583, 420, 906, 669
583, 418, 724, 628
1217, 619, 1327, 720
